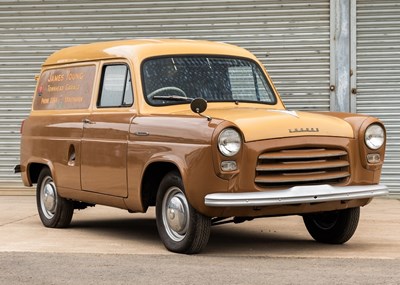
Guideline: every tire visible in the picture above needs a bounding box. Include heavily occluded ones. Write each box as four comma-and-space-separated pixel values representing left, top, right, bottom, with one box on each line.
36, 168, 74, 228
156, 171, 211, 254
303, 207, 360, 244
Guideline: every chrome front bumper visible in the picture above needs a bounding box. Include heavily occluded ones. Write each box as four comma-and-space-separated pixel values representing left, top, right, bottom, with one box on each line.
204, 184, 388, 207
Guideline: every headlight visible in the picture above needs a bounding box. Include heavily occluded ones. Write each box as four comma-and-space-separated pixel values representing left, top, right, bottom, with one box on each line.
218, 128, 241, 156
365, 124, 385, 150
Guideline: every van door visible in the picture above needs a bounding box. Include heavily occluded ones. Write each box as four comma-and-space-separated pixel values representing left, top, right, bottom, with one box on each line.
81, 63, 134, 197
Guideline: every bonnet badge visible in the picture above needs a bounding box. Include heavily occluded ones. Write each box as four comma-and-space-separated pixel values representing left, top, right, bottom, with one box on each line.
289, 127, 319, 133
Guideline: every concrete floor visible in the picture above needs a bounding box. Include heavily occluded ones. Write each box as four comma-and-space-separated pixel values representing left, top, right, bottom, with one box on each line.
0, 196, 399, 258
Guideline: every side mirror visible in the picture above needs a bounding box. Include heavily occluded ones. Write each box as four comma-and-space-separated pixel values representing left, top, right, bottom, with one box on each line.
190, 98, 211, 121
190, 97, 208, 114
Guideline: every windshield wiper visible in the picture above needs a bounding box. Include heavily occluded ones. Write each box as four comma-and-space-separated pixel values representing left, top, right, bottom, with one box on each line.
152, 95, 192, 102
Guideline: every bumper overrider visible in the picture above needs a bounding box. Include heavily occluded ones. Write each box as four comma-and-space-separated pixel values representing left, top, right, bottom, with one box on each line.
204, 184, 388, 207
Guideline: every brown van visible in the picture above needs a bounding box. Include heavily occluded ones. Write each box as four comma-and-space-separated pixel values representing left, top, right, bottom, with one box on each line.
16, 39, 388, 254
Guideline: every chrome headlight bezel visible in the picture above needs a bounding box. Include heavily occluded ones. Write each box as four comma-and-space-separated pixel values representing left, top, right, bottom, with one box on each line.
365, 124, 385, 150
218, 128, 242, 157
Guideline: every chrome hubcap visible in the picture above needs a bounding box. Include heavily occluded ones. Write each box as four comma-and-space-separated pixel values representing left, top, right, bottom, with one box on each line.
162, 187, 189, 242
40, 176, 57, 219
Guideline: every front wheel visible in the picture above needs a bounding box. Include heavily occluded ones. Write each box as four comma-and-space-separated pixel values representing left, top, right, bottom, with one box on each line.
36, 168, 74, 228
156, 171, 211, 254
303, 207, 360, 244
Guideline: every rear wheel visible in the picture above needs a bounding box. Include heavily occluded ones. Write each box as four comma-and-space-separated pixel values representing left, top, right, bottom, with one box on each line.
156, 171, 211, 254
36, 168, 74, 228
303, 207, 360, 244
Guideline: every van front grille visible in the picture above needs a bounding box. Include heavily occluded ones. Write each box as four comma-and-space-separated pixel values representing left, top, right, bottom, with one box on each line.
255, 148, 350, 188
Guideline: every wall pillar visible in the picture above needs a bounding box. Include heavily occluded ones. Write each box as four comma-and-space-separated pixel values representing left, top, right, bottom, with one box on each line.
330, 0, 353, 112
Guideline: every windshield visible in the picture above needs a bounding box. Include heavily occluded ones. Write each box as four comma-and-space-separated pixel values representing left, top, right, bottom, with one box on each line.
142, 56, 277, 106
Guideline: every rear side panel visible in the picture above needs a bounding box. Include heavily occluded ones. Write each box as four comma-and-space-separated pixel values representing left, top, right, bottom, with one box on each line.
20, 63, 98, 191
20, 114, 86, 191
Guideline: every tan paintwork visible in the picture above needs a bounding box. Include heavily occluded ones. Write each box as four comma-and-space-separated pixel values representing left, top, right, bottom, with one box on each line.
19, 39, 386, 219
171, 107, 355, 141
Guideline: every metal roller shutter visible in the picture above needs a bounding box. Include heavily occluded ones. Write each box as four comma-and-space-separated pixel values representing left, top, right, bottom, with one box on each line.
356, 0, 400, 195
0, 0, 330, 194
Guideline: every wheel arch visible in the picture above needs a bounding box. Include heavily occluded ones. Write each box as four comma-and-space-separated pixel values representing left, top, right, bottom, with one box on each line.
140, 161, 181, 211
26, 160, 55, 185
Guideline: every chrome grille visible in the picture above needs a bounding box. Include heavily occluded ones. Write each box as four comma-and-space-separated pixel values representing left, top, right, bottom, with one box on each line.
256, 148, 350, 188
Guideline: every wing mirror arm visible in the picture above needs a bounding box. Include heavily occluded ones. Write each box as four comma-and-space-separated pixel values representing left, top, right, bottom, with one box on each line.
190, 98, 211, 121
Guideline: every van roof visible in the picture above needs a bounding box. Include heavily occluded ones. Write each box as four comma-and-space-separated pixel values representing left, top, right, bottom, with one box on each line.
43, 39, 256, 66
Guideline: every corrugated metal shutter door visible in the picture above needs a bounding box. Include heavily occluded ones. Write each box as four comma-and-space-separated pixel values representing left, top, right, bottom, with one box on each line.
0, 0, 330, 194
356, 0, 400, 195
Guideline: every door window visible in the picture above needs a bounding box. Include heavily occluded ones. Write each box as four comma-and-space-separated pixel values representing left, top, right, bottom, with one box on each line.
98, 64, 133, 108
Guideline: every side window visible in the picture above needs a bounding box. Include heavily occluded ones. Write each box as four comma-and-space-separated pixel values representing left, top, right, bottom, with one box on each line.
33, 65, 96, 110
98, 64, 134, 108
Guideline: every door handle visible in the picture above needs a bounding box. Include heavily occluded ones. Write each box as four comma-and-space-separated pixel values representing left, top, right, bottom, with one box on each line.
83, 118, 95, 124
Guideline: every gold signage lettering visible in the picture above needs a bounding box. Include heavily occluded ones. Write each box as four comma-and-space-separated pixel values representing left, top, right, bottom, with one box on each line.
48, 74, 64, 82
64, 96, 83, 103
65, 84, 80, 91
34, 65, 95, 110
67, 72, 84, 81
47, 85, 64, 92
